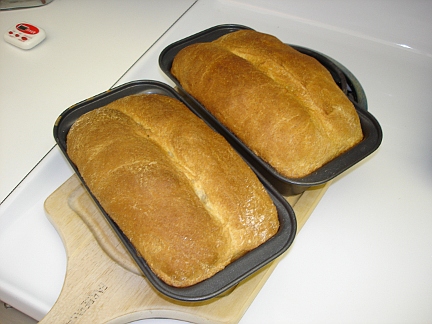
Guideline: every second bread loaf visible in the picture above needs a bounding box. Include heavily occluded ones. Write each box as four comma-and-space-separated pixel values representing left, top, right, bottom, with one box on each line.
171, 29, 363, 178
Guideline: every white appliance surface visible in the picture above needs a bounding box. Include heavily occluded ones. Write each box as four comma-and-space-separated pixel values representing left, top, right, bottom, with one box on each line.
1, 0, 431, 323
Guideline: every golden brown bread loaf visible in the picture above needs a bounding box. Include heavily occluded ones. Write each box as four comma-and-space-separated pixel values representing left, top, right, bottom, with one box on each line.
171, 29, 363, 178
66, 93, 279, 287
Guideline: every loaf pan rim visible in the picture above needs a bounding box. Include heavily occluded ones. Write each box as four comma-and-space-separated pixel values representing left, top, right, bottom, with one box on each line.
158, 24, 383, 195
53, 79, 297, 302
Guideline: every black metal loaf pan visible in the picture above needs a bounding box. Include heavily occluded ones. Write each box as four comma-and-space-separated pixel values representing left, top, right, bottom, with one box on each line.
53, 80, 297, 302
159, 24, 383, 196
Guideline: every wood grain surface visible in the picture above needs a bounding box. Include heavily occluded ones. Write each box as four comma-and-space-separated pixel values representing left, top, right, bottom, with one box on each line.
41, 175, 330, 323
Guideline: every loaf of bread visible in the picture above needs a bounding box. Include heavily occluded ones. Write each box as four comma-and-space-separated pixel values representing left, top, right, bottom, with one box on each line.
66, 93, 279, 287
171, 29, 363, 178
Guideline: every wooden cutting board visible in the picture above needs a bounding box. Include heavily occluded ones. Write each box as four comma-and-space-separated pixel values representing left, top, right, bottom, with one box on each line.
41, 174, 330, 323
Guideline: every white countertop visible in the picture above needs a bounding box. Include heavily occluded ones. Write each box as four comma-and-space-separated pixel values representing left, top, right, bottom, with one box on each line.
0, 0, 197, 202
1, 0, 432, 323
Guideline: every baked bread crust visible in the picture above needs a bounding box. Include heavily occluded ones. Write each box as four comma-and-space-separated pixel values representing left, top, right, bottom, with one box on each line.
67, 93, 279, 287
171, 29, 363, 178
